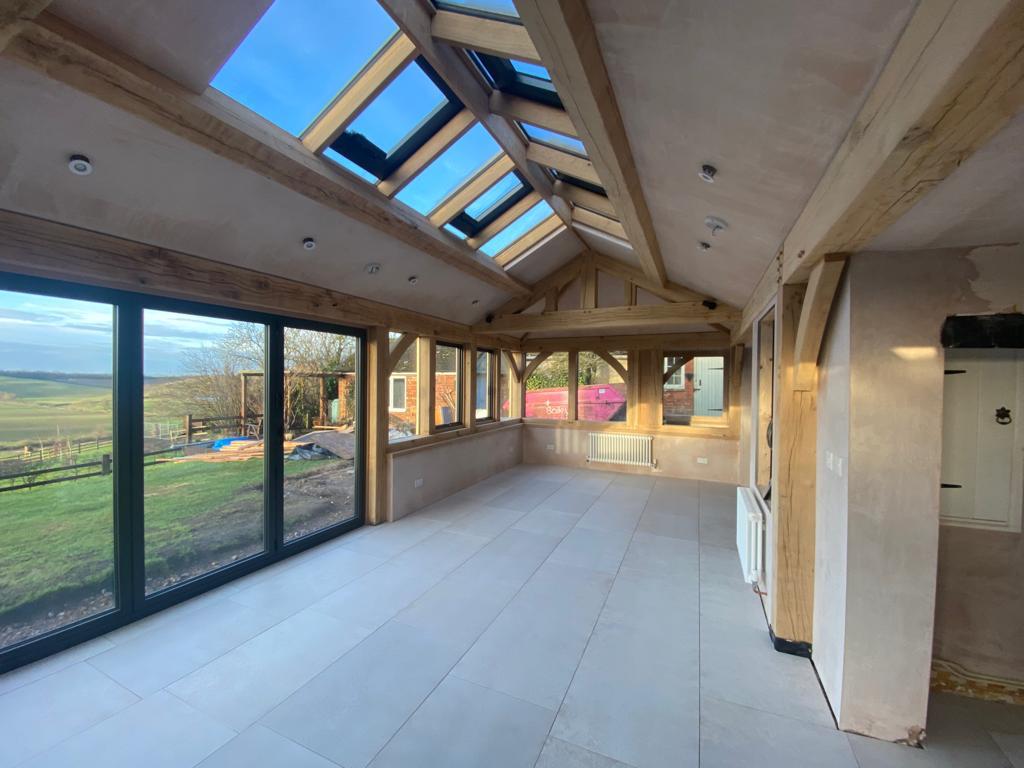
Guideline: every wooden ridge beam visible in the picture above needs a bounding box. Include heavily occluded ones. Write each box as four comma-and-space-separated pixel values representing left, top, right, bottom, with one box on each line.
428, 153, 516, 227
431, 9, 541, 64
475, 302, 738, 334
572, 207, 627, 242
378, 108, 476, 197
301, 32, 418, 154
780, 0, 1024, 285
515, 0, 668, 286
793, 255, 846, 390
553, 180, 616, 219
0, 0, 48, 52
489, 92, 577, 137
467, 190, 543, 249
526, 142, 601, 186
5, 14, 529, 297
378, 0, 576, 233
494, 215, 563, 268
520, 331, 730, 352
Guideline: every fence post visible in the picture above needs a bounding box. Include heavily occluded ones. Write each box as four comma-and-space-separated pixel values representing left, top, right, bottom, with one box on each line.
185, 414, 193, 444
101, 453, 112, 475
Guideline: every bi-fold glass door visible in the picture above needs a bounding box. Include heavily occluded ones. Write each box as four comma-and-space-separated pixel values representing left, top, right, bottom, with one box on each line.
0, 276, 365, 672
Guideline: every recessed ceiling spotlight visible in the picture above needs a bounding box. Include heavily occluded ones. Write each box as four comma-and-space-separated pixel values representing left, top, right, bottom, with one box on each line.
68, 154, 93, 176
407, 275, 419, 285
698, 163, 717, 183
302, 237, 316, 251
698, 241, 711, 251
365, 262, 382, 275
704, 215, 729, 236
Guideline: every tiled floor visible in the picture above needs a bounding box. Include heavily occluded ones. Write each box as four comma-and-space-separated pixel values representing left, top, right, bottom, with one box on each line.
0, 464, 1021, 767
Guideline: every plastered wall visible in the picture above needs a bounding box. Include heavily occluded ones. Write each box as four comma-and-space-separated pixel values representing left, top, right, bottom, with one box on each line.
813, 244, 1024, 741
388, 424, 523, 520
522, 425, 740, 485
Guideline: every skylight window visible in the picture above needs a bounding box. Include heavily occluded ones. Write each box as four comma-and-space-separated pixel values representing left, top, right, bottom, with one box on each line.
435, 0, 519, 20
510, 61, 551, 81
521, 124, 587, 156
397, 123, 501, 214
449, 171, 532, 237
481, 200, 555, 256
212, 0, 398, 136
330, 58, 463, 180
347, 65, 447, 155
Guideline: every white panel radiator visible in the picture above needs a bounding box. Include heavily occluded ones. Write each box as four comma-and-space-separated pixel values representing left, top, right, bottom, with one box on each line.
736, 487, 765, 584
587, 433, 656, 468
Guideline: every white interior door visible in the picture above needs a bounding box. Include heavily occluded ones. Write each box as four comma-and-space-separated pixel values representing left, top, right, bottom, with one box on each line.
940, 349, 1023, 531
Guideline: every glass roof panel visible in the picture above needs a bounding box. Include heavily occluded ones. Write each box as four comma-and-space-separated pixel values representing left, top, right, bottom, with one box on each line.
435, 0, 519, 20
481, 200, 555, 256
510, 60, 551, 81
347, 64, 448, 155
211, 0, 398, 136
465, 172, 523, 220
521, 123, 587, 156
443, 223, 466, 238
324, 147, 378, 183
396, 123, 501, 214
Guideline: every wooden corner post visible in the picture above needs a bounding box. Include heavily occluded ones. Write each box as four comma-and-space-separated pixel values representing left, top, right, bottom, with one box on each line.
366, 326, 390, 525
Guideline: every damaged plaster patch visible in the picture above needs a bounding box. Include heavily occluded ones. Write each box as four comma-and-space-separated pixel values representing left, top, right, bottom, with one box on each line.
965, 244, 1024, 312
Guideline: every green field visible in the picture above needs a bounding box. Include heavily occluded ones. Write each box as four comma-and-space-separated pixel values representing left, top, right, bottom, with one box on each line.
0, 374, 113, 448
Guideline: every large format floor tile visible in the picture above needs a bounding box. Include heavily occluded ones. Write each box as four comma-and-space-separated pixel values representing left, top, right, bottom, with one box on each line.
0, 466, 1003, 768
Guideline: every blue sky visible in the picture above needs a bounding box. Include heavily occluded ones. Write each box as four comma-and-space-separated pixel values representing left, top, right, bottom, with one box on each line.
0, 291, 239, 376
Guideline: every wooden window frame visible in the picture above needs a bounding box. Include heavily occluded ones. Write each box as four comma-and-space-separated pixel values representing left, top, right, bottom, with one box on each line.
434, 340, 465, 431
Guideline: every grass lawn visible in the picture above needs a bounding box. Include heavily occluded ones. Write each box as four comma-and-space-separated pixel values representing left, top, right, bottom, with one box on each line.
0, 457, 340, 618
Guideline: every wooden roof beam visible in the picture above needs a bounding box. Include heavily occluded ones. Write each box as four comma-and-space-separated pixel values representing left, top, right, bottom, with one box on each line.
466, 191, 543, 249
526, 142, 601, 187
494, 215, 563, 268
553, 180, 615, 219
301, 32, 418, 154
378, 108, 476, 197
475, 302, 739, 334
431, 9, 541, 64
489, 92, 577, 137
589, 251, 721, 307
0, 0, 49, 52
5, 13, 530, 297
515, 0, 667, 287
571, 207, 627, 242
780, 0, 1024, 285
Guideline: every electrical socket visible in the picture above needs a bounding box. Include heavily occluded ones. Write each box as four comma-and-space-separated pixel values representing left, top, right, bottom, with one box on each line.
414, 478, 423, 489
825, 451, 834, 471
546, 444, 555, 451
697, 457, 709, 465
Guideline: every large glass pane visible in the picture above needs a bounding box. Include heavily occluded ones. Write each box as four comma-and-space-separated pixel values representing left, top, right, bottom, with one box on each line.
143, 311, 266, 594
662, 354, 726, 426
435, 0, 519, 20
397, 123, 501, 214
510, 60, 551, 80
525, 352, 569, 420
347, 63, 448, 155
578, 351, 627, 422
0, 290, 115, 650
465, 172, 523, 220
212, 0, 399, 136
435, 343, 462, 427
499, 352, 512, 419
481, 200, 555, 256
475, 350, 494, 420
389, 333, 418, 443
521, 123, 587, 156
283, 327, 360, 542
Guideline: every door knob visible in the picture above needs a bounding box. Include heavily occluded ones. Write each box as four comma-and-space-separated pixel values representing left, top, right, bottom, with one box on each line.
995, 406, 1012, 425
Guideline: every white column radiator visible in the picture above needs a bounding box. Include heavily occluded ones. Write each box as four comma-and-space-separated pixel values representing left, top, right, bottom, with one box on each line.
587, 433, 656, 468
736, 487, 765, 584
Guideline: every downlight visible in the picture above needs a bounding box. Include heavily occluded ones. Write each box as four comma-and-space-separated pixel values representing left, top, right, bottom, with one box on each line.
68, 154, 93, 176
302, 237, 317, 251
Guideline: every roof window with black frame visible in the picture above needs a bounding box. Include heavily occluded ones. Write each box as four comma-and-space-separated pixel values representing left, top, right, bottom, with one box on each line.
447, 170, 534, 238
